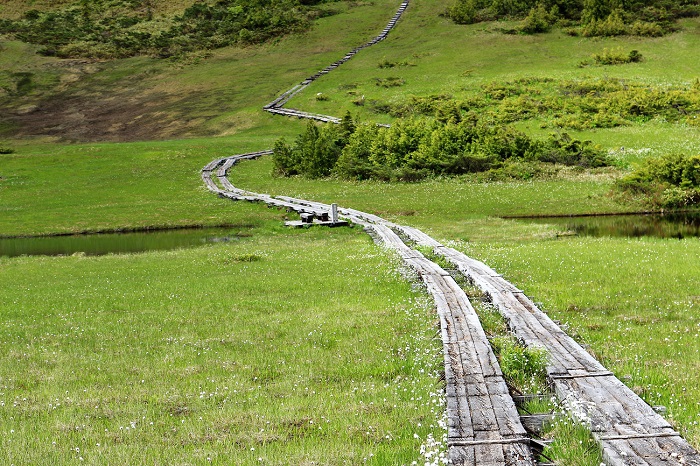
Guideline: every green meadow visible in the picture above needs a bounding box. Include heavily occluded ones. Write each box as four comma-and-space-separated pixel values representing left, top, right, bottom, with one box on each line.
0, 228, 445, 464
2, 0, 700, 462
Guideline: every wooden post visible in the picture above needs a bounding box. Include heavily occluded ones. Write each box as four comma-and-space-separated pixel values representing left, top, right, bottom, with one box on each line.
331, 203, 338, 223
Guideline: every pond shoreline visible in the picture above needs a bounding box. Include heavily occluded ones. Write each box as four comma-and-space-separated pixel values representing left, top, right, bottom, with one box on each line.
0, 222, 253, 240
502, 209, 700, 219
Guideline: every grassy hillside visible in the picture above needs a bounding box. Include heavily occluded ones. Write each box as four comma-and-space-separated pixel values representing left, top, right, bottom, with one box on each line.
0, 0, 397, 141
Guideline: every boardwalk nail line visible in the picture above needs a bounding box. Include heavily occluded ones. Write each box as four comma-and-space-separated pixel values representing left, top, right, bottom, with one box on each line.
200, 0, 700, 464
449, 438, 531, 447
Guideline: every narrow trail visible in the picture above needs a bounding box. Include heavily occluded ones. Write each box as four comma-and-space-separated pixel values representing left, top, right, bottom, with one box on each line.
201, 2, 700, 465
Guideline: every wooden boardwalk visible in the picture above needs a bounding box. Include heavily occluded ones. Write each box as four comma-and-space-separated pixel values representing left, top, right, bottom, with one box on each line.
199, 0, 700, 463
400, 228, 700, 466
203, 159, 535, 465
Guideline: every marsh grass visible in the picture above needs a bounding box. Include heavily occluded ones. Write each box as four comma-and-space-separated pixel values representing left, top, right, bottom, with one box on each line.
541, 416, 604, 465
0, 226, 446, 464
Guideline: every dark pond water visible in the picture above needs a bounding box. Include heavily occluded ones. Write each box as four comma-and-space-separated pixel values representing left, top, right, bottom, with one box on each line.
0, 228, 243, 258
518, 212, 700, 239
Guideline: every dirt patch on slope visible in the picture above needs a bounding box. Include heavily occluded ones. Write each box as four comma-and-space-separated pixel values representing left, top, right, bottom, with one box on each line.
8, 89, 192, 142
1, 59, 232, 142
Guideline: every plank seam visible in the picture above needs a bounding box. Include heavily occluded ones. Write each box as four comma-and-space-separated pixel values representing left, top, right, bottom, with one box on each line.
449, 437, 531, 446
550, 372, 614, 379
598, 432, 681, 441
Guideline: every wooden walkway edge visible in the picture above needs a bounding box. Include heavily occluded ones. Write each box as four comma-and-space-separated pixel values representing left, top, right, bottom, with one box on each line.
262, 0, 410, 122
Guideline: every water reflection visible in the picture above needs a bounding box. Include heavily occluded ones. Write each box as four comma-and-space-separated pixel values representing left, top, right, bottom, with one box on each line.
519, 212, 700, 239
0, 228, 242, 258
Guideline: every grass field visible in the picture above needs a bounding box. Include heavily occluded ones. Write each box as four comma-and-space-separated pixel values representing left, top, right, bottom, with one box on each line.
2, 0, 700, 460
0, 226, 445, 464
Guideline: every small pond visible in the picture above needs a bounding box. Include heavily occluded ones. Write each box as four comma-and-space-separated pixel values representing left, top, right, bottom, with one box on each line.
0, 227, 244, 258
517, 212, 700, 239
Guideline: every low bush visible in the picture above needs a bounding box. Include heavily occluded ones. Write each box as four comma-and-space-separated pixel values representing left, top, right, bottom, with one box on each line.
588, 48, 643, 65
519, 3, 558, 34
370, 77, 700, 131
616, 153, 700, 208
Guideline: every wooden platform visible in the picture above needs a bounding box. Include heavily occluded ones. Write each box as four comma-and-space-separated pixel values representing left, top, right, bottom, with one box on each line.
204, 151, 700, 465
262, 0, 410, 122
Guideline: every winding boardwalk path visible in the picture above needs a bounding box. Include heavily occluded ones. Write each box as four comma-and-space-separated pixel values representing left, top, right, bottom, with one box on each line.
201, 2, 700, 465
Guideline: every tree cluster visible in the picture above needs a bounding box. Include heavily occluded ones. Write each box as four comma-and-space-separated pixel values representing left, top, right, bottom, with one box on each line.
273, 113, 610, 181
0, 0, 319, 59
447, 0, 699, 36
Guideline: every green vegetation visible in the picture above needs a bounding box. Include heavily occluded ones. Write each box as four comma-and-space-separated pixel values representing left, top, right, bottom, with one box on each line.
472, 299, 550, 395
2, 0, 700, 460
362, 77, 700, 132
447, 0, 700, 38
273, 114, 609, 181
0, 0, 324, 59
491, 336, 548, 394
0, 227, 445, 464
616, 153, 700, 207
585, 47, 644, 66
541, 416, 604, 465
463, 236, 700, 446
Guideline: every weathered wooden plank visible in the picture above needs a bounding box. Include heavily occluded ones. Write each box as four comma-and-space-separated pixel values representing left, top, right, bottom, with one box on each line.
503, 443, 538, 466
648, 436, 700, 465
449, 445, 476, 466
491, 394, 529, 436
519, 414, 556, 435
511, 292, 607, 373
603, 439, 653, 466
601, 378, 672, 429
468, 395, 500, 432
474, 431, 507, 466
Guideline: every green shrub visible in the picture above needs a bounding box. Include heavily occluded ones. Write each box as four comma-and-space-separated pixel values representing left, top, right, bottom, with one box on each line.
591, 47, 643, 65
519, 3, 558, 33
275, 114, 610, 180
445, 0, 694, 36
661, 186, 700, 208
629, 20, 664, 36
0, 0, 318, 59
379, 77, 700, 132
373, 77, 406, 88
582, 9, 628, 36
616, 154, 700, 208
449, 0, 479, 25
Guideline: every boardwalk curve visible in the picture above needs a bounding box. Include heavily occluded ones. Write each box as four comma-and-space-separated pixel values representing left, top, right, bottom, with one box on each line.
200, 2, 700, 464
